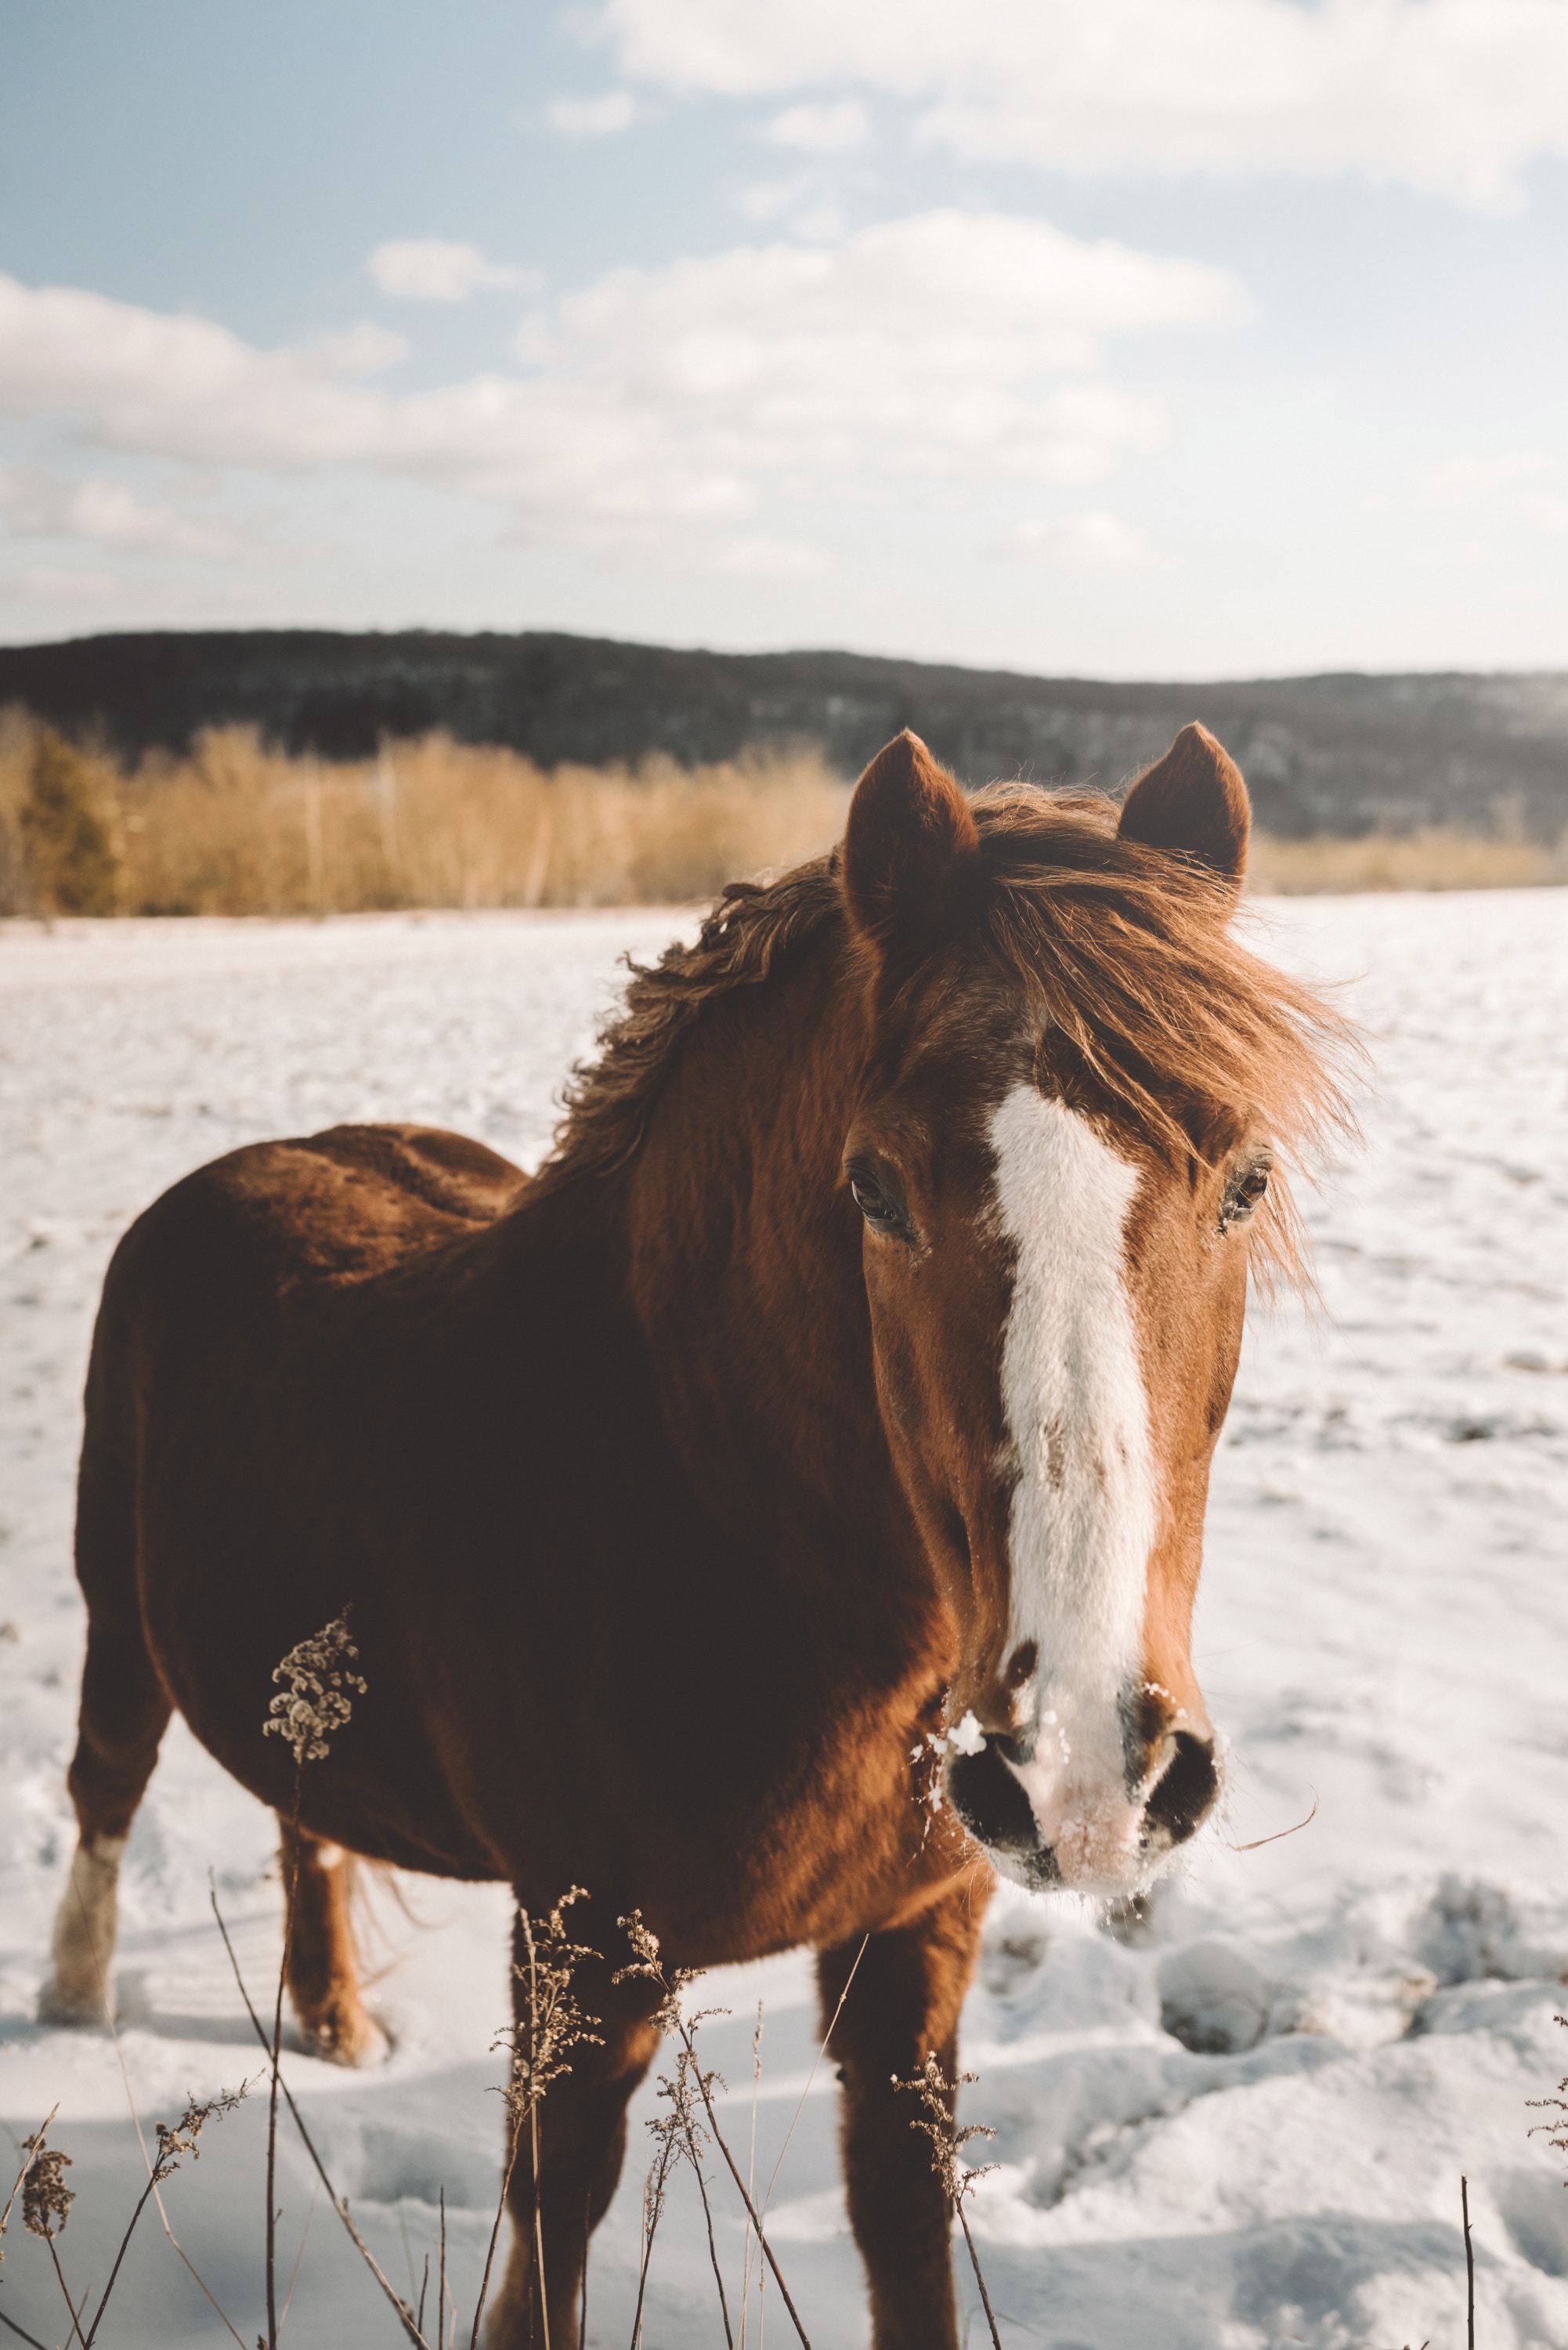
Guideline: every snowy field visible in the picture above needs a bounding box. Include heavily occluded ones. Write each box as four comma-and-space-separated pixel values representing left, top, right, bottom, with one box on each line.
2, 893, 1568, 2350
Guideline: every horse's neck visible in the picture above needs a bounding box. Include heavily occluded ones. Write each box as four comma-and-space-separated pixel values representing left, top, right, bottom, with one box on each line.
622, 927, 907, 1570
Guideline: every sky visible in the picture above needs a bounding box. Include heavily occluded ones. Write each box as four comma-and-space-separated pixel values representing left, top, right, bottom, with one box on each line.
2, 0, 1567, 678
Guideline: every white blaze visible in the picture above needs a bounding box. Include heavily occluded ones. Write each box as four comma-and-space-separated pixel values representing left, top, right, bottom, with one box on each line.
988, 1084, 1157, 1889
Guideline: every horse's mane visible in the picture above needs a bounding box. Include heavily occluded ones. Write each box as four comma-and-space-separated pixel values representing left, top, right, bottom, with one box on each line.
544, 784, 1356, 1286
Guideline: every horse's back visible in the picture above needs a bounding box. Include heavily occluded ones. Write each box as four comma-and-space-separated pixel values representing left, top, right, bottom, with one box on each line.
100, 1119, 522, 1306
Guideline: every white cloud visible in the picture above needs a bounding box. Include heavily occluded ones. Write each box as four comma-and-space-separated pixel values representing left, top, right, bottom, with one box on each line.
547, 89, 638, 136
765, 99, 870, 152
0, 280, 413, 470
992, 511, 1155, 568
596, 0, 1568, 208
0, 219, 1238, 562
0, 467, 237, 555
1411, 451, 1568, 531
368, 239, 524, 302
733, 175, 847, 240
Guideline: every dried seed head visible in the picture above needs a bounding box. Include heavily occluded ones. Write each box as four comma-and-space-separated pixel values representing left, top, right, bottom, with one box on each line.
493, 1889, 604, 2133
263, 1611, 367, 1766
154, 2084, 249, 2182
892, 2052, 998, 2214
613, 1908, 699, 2037
21, 2139, 74, 2241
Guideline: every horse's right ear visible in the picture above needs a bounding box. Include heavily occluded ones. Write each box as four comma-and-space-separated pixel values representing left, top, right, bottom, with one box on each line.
842, 731, 979, 957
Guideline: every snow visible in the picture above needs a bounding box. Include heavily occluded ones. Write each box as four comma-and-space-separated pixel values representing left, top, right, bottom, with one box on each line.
2, 892, 1567, 2348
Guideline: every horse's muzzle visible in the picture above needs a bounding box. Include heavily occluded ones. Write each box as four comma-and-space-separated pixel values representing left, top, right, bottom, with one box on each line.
946, 1726, 1219, 1890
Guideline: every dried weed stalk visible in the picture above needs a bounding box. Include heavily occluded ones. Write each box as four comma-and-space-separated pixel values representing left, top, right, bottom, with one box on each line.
471, 1889, 603, 2350
1528, 2012, 1568, 2166
893, 2052, 1003, 2350
0, 2106, 56, 2265
17, 2123, 81, 2348
616, 1911, 810, 2348
20, 2138, 74, 2243
260, 1608, 367, 2350
80, 2087, 248, 2349
211, 1885, 432, 2347
633, 2044, 734, 2350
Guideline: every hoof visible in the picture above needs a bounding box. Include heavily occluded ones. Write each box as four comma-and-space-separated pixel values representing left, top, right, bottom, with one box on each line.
38, 1972, 112, 2029
301, 2008, 390, 2068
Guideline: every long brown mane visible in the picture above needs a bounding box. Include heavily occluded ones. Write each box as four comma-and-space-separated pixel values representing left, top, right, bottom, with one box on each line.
544, 853, 844, 1181
547, 783, 1355, 1281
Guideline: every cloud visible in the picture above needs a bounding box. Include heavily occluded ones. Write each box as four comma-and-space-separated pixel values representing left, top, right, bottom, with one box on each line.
733, 175, 847, 240
991, 511, 1155, 569
0, 218, 1238, 561
547, 89, 638, 136
765, 99, 871, 152
1411, 451, 1568, 530
368, 239, 525, 302
595, 0, 1568, 208
0, 279, 412, 471
0, 467, 237, 555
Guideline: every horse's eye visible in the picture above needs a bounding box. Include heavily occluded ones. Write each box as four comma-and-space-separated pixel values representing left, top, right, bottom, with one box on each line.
851, 1176, 900, 1231
1219, 1154, 1272, 1233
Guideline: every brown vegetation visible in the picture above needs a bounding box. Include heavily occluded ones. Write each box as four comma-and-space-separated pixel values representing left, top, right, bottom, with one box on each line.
1, 705, 1562, 917
0, 711, 848, 917
1248, 824, 1568, 893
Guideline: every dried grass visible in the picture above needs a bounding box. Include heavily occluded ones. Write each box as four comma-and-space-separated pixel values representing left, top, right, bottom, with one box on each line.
0, 709, 849, 917
1248, 826, 1568, 894
3, 704, 1563, 915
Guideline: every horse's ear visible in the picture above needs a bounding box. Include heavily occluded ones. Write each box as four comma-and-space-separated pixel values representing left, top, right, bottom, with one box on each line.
843, 731, 979, 956
1117, 723, 1250, 896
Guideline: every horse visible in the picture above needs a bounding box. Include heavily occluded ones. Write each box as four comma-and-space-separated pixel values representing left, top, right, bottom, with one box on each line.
41, 722, 1348, 2347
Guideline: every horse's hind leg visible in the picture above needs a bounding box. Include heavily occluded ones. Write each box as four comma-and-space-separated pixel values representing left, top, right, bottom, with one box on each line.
41, 1381, 172, 2026
278, 1819, 387, 2066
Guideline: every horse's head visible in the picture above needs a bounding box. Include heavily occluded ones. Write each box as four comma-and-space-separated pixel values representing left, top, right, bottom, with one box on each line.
840, 726, 1346, 1896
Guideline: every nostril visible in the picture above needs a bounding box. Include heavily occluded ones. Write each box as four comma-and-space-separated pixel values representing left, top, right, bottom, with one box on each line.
1143, 1731, 1219, 1850
947, 1737, 1038, 1854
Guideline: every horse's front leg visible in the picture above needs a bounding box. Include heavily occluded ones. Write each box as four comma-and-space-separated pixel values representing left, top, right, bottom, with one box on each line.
818, 1868, 994, 2350
486, 1908, 662, 2350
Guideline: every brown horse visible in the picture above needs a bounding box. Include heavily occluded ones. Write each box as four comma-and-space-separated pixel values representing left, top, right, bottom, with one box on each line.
42, 724, 1347, 2347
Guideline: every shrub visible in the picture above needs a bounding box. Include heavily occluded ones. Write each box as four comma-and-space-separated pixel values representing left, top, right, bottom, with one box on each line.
17, 726, 121, 915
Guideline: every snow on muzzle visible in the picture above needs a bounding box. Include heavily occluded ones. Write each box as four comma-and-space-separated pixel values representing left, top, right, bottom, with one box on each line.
943, 1696, 1220, 1893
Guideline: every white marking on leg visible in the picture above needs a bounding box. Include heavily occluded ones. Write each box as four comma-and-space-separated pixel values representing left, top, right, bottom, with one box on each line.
39, 1834, 126, 2026
987, 1085, 1157, 1889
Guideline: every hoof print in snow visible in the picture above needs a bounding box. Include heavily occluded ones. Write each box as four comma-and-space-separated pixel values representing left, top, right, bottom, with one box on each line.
1414, 1875, 1567, 1988
981, 1927, 1049, 1997
1158, 1940, 1272, 2055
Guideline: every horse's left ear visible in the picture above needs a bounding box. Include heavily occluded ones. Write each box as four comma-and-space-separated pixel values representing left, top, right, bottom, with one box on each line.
843, 730, 980, 956
1117, 723, 1250, 897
